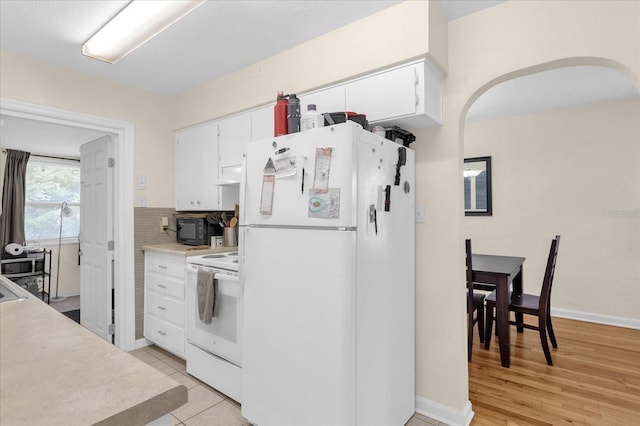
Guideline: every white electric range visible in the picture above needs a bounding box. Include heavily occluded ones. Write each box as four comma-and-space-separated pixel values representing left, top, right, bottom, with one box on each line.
184, 250, 243, 402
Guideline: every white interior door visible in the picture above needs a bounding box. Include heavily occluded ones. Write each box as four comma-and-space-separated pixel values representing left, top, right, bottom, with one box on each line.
80, 135, 114, 341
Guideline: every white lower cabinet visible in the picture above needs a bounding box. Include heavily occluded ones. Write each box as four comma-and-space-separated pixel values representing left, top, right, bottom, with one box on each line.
144, 252, 186, 358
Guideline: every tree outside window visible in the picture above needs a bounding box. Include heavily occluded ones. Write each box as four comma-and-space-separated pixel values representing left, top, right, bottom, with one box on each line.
24, 159, 80, 241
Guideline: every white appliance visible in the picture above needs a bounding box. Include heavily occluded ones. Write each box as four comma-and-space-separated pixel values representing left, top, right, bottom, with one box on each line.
240, 122, 415, 426
184, 251, 243, 402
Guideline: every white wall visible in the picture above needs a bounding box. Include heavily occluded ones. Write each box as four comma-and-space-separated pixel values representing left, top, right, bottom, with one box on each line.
464, 98, 640, 320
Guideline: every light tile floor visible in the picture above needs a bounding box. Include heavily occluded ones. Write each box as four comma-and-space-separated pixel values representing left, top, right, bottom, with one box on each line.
131, 345, 448, 426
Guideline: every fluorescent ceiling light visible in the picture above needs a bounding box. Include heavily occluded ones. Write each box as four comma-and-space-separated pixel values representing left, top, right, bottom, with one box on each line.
82, 0, 205, 64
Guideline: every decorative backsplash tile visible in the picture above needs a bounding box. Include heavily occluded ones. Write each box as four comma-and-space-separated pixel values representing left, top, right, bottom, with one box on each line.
134, 207, 177, 339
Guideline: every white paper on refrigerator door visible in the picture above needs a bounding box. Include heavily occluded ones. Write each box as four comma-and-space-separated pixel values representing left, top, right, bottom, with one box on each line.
260, 158, 276, 215
272, 146, 297, 179
308, 188, 341, 219
312, 147, 333, 193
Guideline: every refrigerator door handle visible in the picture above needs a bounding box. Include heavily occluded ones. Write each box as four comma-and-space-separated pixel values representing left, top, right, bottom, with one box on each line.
240, 155, 248, 225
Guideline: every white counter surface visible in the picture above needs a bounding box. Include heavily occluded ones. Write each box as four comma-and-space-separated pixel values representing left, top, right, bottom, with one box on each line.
142, 243, 237, 256
0, 275, 187, 426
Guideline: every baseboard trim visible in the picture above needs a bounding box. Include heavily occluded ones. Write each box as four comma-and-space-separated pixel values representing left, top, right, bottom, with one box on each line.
134, 338, 151, 350
551, 308, 640, 330
415, 396, 474, 426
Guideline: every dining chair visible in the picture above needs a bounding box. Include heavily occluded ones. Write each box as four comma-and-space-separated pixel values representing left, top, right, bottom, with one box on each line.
466, 239, 485, 362
484, 235, 561, 365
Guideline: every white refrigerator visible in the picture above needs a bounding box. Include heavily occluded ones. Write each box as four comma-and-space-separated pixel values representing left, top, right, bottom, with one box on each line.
240, 122, 415, 426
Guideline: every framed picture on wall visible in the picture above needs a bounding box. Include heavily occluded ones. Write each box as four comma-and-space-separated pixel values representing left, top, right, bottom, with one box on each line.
464, 156, 492, 216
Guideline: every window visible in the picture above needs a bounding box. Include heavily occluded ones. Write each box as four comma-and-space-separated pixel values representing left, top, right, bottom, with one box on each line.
24, 158, 80, 241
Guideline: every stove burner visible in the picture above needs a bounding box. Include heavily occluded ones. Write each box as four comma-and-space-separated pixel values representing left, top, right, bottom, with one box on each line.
202, 254, 226, 258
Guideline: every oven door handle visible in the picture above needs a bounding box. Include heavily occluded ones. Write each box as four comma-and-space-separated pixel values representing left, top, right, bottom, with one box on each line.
185, 267, 242, 297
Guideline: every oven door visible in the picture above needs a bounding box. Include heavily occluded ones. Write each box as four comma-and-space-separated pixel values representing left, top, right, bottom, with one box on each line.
185, 265, 243, 366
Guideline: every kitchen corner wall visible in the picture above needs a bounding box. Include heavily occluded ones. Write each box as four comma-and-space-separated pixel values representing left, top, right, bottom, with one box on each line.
133, 207, 177, 339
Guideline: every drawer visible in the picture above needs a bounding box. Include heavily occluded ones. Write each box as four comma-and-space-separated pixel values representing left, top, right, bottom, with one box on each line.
145, 253, 185, 279
146, 273, 184, 299
144, 315, 185, 357
146, 291, 185, 326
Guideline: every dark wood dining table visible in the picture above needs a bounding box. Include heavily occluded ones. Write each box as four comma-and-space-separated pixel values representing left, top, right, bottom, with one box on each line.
472, 254, 525, 368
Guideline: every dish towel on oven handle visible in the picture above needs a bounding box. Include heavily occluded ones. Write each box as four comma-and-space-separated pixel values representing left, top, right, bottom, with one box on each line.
197, 269, 217, 324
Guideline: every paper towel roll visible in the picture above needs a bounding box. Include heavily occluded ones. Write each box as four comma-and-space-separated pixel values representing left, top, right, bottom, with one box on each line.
5, 243, 24, 256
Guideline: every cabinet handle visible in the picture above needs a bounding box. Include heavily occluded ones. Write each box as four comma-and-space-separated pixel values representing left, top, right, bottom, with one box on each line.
158, 265, 168, 270
157, 305, 167, 311
157, 284, 167, 289
157, 330, 167, 336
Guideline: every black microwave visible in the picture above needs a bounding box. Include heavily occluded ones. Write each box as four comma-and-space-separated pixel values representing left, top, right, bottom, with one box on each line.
176, 217, 215, 246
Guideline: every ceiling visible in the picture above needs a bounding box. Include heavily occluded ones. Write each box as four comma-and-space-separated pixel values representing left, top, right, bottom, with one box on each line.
0, 0, 638, 157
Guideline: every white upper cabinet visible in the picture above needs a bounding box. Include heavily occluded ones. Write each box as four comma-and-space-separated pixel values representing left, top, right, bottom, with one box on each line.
218, 114, 251, 168
251, 105, 273, 142
344, 60, 443, 128
175, 122, 219, 211
300, 86, 346, 116
346, 65, 418, 122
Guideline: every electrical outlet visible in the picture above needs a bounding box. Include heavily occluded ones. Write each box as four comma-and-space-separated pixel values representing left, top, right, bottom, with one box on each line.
161, 217, 168, 233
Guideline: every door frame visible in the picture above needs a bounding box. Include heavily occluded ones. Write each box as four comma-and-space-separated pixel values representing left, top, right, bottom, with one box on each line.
1, 98, 136, 351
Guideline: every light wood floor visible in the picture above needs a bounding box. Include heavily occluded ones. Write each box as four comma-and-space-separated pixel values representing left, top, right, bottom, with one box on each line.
468, 316, 640, 425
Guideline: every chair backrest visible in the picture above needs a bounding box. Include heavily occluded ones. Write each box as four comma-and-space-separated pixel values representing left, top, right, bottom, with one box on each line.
465, 239, 474, 310
539, 235, 561, 312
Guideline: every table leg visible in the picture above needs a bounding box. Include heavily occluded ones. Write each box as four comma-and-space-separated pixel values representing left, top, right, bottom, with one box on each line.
512, 266, 524, 333
497, 275, 510, 368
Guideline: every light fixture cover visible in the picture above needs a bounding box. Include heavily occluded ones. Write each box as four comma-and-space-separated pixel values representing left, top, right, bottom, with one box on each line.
82, 0, 205, 64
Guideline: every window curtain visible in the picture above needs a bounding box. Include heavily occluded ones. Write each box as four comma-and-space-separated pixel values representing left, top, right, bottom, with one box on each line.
1, 149, 31, 249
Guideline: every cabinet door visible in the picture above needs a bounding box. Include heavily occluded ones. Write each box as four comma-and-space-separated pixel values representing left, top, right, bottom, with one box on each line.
251, 105, 273, 141
175, 122, 219, 211
300, 86, 346, 115
175, 127, 202, 211
197, 123, 220, 210
218, 114, 251, 168
345, 64, 418, 123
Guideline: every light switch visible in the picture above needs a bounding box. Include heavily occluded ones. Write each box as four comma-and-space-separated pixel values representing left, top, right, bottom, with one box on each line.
415, 204, 426, 223
137, 195, 146, 207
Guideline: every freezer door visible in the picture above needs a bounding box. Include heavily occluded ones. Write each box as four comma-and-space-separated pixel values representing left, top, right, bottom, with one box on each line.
243, 122, 362, 228
241, 227, 356, 426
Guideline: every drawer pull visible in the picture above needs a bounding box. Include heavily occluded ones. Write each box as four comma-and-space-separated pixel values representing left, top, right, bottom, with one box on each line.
157, 330, 167, 336
158, 265, 168, 270
157, 284, 167, 289
157, 305, 167, 311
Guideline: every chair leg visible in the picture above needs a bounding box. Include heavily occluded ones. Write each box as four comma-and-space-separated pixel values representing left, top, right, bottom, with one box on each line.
468, 316, 474, 362
484, 302, 494, 350
547, 309, 558, 349
477, 303, 485, 344
515, 312, 524, 333
538, 316, 553, 366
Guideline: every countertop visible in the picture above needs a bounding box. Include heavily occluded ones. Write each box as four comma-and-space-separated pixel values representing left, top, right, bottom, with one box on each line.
0, 276, 187, 426
142, 243, 237, 256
